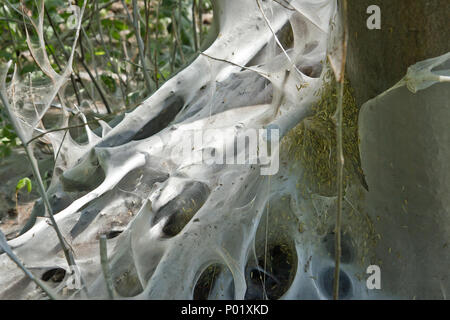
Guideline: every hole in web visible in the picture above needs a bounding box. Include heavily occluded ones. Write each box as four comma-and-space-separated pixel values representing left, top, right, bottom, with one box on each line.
154, 182, 210, 237
319, 267, 353, 300
246, 195, 298, 299
104, 229, 123, 239
131, 95, 185, 141
277, 20, 294, 51
41, 268, 66, 283
245, 242, 297, 300
112, 251, 144, 298
193, 264, 235, 300
246, 20, 294, 68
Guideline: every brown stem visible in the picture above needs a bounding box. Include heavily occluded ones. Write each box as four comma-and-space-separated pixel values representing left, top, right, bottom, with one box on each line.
332, 0, 348, 301
78, 39, 113, 114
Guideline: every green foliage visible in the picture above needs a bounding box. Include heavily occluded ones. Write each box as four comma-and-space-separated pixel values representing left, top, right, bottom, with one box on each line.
0, 113, 19, 158
0, 0, 213, 157
16, 177, 32, 193
101, 74, 117, 92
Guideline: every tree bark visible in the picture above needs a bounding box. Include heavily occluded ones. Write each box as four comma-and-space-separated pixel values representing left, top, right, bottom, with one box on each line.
346, 0, 450, 106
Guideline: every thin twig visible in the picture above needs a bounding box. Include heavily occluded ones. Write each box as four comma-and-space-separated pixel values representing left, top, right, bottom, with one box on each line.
0, 16, 32, 26
192, 0, 199, 52
43, 6, 94, 108
263, 176, 271, 300
127, 0, 154, 93
200, 52, 270, 77
99, 235, 115, 299
154, 0, 161, 88
78, 39, 113, 114
41, 20, 82, 105
6, 1, 88, 294
198, 0, 203, 44
255, 0, 303, 80
170, 10, 177, 73
0, 230, 59, 300
271, 0, 295, 11
171, 9, 186, 65
27, 116, 108, 145
331, 0, 348, 301
178, 0, 182, 48
85, 0, 120, 23
95, 0, 127, 106
3, 6, 22, 70
143, 0, 150, 57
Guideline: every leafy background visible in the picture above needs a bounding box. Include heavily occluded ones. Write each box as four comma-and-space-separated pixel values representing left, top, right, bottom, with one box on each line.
0, 0, 212, 156
0, 0, 212, 230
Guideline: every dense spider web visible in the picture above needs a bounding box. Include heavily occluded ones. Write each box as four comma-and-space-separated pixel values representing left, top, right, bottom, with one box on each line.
0, 0, 449, 300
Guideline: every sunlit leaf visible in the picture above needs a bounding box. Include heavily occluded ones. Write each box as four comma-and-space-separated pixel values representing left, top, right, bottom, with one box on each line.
16, 177, 32, 193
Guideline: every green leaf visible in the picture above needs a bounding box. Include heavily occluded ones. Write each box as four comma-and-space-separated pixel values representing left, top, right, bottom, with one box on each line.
101, 19, 113, 28
16, 177, 32, 193
101, 74, 116, 92
20, 63, 38, 75
0, 145, 11, 158
111, 30, 121, 41
113, 20, 128, 31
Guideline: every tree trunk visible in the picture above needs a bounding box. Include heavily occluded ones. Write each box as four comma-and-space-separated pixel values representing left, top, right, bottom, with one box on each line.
351, 0, 450, 299
346, 0, 450, 106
